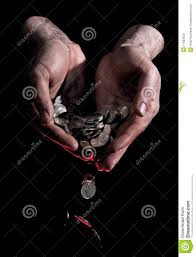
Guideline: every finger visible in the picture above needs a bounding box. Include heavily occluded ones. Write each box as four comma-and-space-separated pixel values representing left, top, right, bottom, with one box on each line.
29, 64, 54, 126
135, 65, 161, 117
97, 108, 156, 171
26, 102, 78, 151
96, 146, 128, 172
44, 122, 78, 151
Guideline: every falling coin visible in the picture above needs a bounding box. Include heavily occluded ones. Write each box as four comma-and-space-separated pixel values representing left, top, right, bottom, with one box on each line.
81, 176, 96, 199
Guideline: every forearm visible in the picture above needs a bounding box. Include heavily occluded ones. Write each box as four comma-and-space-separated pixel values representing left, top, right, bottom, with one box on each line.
114, 25, 164, 60
22, 16, 72, 47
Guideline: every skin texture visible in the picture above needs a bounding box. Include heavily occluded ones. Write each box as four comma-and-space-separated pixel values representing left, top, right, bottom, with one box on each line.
22, 17, 164, 171
95, 25, 164, 171
23, 16, 87, 150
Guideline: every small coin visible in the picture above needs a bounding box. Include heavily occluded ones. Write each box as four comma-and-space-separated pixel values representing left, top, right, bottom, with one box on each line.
82, 128, 102, 139
85, 113, 103, 123
84, 122, 104, 130
54, 117, 67, 127
85, 121, 104, 129
54, 95, 62, 106
105, 109, 118, 123
81, 180, 96, 199
117, 106, 129, 119
90, 124, 111, 147
54, 104, 67, 117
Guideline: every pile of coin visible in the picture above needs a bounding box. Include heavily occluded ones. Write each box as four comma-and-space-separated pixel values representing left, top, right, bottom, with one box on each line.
53, 95, 130, 161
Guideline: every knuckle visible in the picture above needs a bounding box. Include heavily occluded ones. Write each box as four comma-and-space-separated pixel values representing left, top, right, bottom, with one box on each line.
34, 63, 50, 81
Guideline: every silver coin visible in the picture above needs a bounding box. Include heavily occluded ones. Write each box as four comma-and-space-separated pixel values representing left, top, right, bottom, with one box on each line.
85, 122, 104, 130
54, 95, 62, 106
117, 106, 129, 119
54, 104, 67, 117
91, 124, 111, 147
81, 180, 96, 199
82, 128, 102, 139
85, 120, 104, 128
105, 109, 118, 123
54, 117, 67, 127
85, 113, 103, 123
95, 122, 104, 129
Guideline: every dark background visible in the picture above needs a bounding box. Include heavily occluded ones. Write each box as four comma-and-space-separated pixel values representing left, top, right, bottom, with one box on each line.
0, 0, 178, 256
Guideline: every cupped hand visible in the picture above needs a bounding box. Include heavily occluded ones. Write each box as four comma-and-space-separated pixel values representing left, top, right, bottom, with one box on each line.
26, 38, 86, 151
95, 45, 161, 171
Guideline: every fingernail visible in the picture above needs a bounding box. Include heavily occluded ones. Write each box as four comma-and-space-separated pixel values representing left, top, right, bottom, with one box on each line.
41, 111, 50, 126
137, 102, 146, 117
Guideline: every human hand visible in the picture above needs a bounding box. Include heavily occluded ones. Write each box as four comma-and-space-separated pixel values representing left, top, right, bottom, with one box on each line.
95, 25, 164, 171
22, 17, 87, 151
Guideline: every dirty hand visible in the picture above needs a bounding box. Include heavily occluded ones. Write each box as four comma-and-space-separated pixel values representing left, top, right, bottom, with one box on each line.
95, 25, 164, 171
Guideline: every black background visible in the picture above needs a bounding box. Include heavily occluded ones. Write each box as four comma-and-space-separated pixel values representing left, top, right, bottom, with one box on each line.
0, 0, 178, 256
